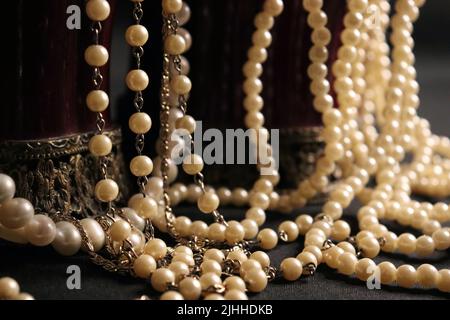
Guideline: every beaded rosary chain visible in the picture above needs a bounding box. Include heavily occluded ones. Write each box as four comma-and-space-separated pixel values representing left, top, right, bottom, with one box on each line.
1, 0, 450, 301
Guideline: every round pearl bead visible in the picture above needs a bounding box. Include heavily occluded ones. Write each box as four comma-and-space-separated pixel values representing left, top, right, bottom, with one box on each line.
173, 245, 193, 257
172, 252, 195, 267
337, 252, 358, 275
303, 245, 323, 264
200, 272, 222, 291
355, 258, 376, 281
244, 268, 267, 292
264, 0, 284, 16
239, 259, 262, 278
257, 228, 278, 250
250, 251, 270, 268
178, 28, 192, 51
151, 268, 175, 292
174, 216, 192, 237
121, 207, 146, 231
324, 246, 344, 269
94, 179, 119, 202
249, 192, 270, 210
296, 251, 318, 274
278, 221, 299, 242
245, 207, 266, 226
177, 2, 191, 26
52, 221, 82, 256
190, 220, 208, 238
133, 254, 157, 279
86, 90, 109, 112
169, 261, 190, 280
144, 238, 167, 260
396, 265, 417, 288
179, 277, 202, 300
176, 115, 196, 134
80, 218, 105, 252
197, 191, 220, 213
144, 177, 164, 199
125, 25, 149, 47
170, 75, 192, 95
207, 223, 226, 242
437, 269, 450, 293
281, 257, 303, 281
161, 291, 184, 300
337, 241, 356, 255
417, 264, 439, 289
378, 261, 397, 284
130, 196, 158, 219
200, 260, 222, 277
358, 236, 380, 258
126, 69, 149, 91
0, 277, 20, 299
203, 249, 225, 265
331, 220, 351, 241
164, 34, 186, 55
129, 112, 152, 134
415, 235, 435, 257
0, 174, 15, 204
397, 233, 417, 254
109, 220, 131, 242
225, 220, 245, 244
0, 198, 34, 229
227, 249, 248, 264
130, 155, 153, 177
88, 134, 112, 157
432, 229, 450, 250
225, 289, 248, 300
182, 154, 204, 175
295, 214, 313, 235
223, 276, 247, 292
162, 0, 183, 14
84, 45, 108, 67
127, 229, 146, 255
241, 219, 259, 239
86, 0, 110, 22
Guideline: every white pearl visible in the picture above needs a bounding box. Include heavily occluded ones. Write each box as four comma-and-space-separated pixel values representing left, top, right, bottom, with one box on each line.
0, 277, 20, 299
121, 207, 146, 231
52, 221, 82, 256
0, 198, 34, 229
80, 218, 105, 252
0, 174, 15, 203
24, 214, 56, 246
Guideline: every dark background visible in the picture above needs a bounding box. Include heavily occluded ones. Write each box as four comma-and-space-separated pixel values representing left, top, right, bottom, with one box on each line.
0, 1, 449, 300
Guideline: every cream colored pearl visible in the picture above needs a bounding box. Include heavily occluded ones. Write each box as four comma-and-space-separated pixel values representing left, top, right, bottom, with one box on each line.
227, 249, 248, 264
109, 220, 131, 242
161, 291, 184, 300
336, 242, 356, 255
337, 252, 358, 275
144, 238, 167, 260
125, 24, 148, 47
240, 259, 262, 278
359, 236, 380, 258
84, 45, 108, 67
130, 155, 153, 177
249, 192, 270, 210
89, 134, 112, 157
0, 277, 20, 299
175, 115, 196, 134
225, 289, 248, 300
0, 198, 34, 229
86, 90, 109, 112
190, 220, 208, 238
169, 261, 190, 280
94, 179, 119, 202
437, 269, 450, 293
415, 235, 435, 256
0, 174, 15, 203
396, 265, 417, 288
170, 75, 192, 95
225, 220, 245, 244
179, 277, 202, 300
200, 272, 222, 291
204, 248, 225, 265
264, 0, 284, 16
248, 46, 268, 63
244, 268, 267, 292
133, 254, 157, 278
129, 112, 152, 134
245, 207, 266, 226
257, 228, 278, 250
14, 293, 34, 300
126, 69, 149, 91
252, 29, 272, 48
250, 251, 270, 268
86, 0, 110, 22
397, 233, 417, 254
245, 111, 265, 128
164, 34, 186, 55
223, 276, 246, 292
295, 214, 313, 235
206, 222, 225, 242
162, 0, 183, 13
127, 229, 146, 255
173, 216, 191, 237
201, 260, 222, 276
383, 231, 398, 252
130, 196, 158, 219
204, 294, 224, 300
121, 207, 145, 231
52, 221, 82, 256
331, 220, 351, 241
241, 219, 259, 239
378, 261, 397, 284
80, 218, 105, 252
243, 61, 263, 78
280, 257, 303, 281
355, 258, 376, 281
296, 251, 318, 273
232, 188, 249, 206
417, 264, 439, 289
24, 214, 56, 246
432, 229, 450, 250
311, 220, 332, 237
151, 268, 175, 292
278, 221, 299, 242
197, 191, 219, 213
304, 234, 325, 248
304, 245, 323, 264
173, 246, 193, 257
182, 154, 204, 175
324, 246, 344, 269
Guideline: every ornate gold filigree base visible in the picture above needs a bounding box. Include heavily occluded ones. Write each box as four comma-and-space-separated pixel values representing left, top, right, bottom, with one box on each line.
0, 128, 130, 218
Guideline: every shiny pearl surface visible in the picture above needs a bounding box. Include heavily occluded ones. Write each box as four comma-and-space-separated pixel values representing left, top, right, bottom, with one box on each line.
0, 174, 15, 203
52, 221, 82, 256
0, 198, 34, 229
80, 218, 105, 252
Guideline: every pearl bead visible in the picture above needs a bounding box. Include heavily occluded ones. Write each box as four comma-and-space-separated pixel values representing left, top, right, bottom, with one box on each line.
378, 261, 397, 284
126, 69, 149, 92
121, 207, 145, 231
252, 29, 272, 48
173, 216, 191, 237
144, 238, 167, 260
245, 111, 265, 128
162, 0, 183, 14
397, 233, 417, 254
179, 277, 202, 300
337, 252, 358, 275
225, 220, 245, 244
257, 228, 278, 250
84, 45, 108, 67
200, 272, 222, 291
169, 261, 190, 280
14, 293, 34, 300
80, 218, 105, 252
205, 222, 225, 242
125, 24, 148, 47
358, 236, 380, 258
437, 269, 450, 293
52, 221, 82, 256
127, 229, 146, 255
175, 115, 196, 134
396, 265, 417, 288
303, 245, 323, 264
227, 249, 248, 264
337, 241, 356, 255
204, 248, 225, 264
201, 260, 222, 276
245, 207, 266, 226
133, 254, 157, 278
249, 192, 270, 210
129, 112, 152, 134
182, 154, 204, 175
176, 2, 191, 26
190, 220, 208, 238
25, 214, 56, 246
240, 259, 262, 278
223, 276, 246, 292
164, 34, 186, 55
109, 220, 131, 242
281, 257, 303, 281
417, 264, 439, 289
324, 246, 344, 269
331, 220, 351, 241
432, 229, 450, 250
151, 268, 175, 292
244, 268, 267, 292
278, 221, 299, 242
232, 188, 249, 206
241, 219, 259, 239
197, 191, 219, 213
88, 134, 112, 157
0, 198, 34, 229
249, 251, 270, 269
0, 277, 20, 299
225, 289, 248, 300
161, 291, 184, 300
296, 251, 318, 273
264, 0, 284, 16
415, 235, 435, 256
178, 28, 192, 51
170, 75, 192, 95
86, 90, 109, 112
94, 179, 119, 202
130, 196, 158, 219
86, 0, 110, 22
204, 294, 224, 300
0, 174, 15, 203
295, 214, 313, 235
383, 231, 398, 252
355, 258, 376, 281
130, 155, 153, 177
